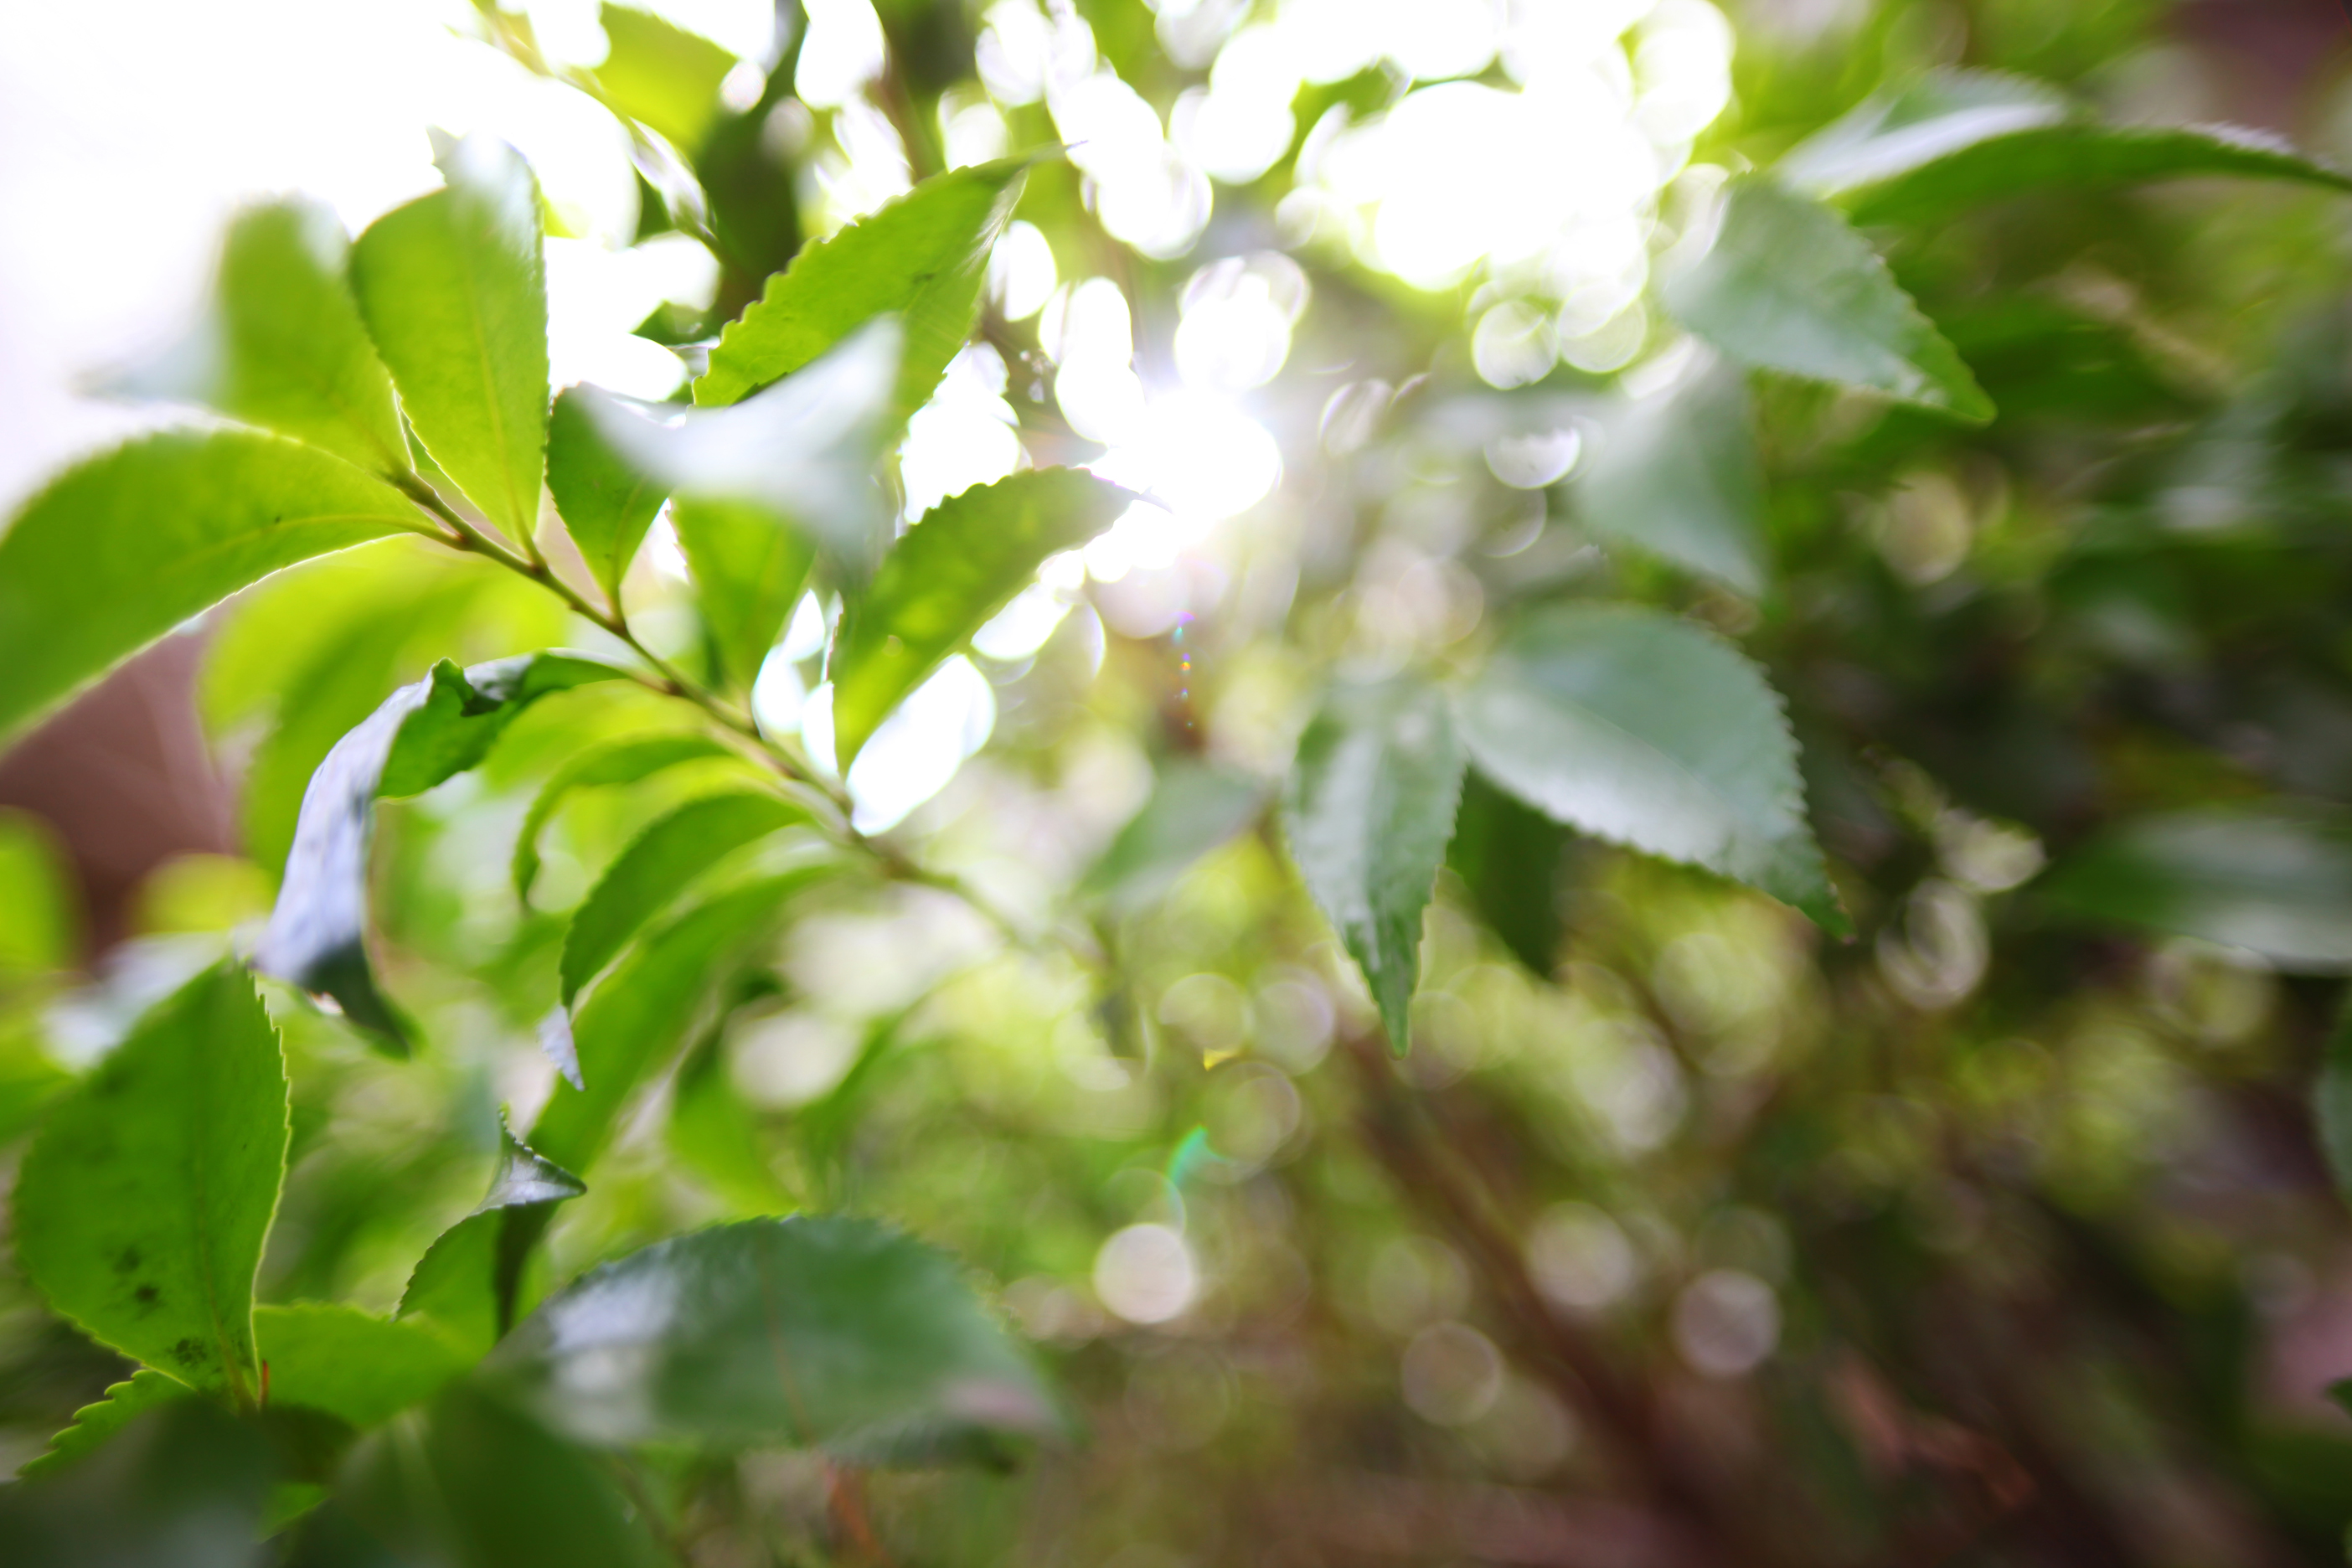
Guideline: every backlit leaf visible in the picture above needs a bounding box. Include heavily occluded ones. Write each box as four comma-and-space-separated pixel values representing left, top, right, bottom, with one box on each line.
398, 1120, 587, 1357
352, 135, 549, 540
1083, 759, 1268, 915
1663, 175, 1991, 421
1282, 678, 1466, 1053
593, 4, 736, 153
831, 469, 1129, 769
14, 962, 287, 1403
107, 199, 409, 474
695, 157, 1029, 420
0, 430, 423, 745
1455, 605, 1844, 931
256, 653, 627, 1050
673, 498, 820, 689
513, 730, 740, 904
546, 384, 668, 609
560, 788, 810, 1003
487, 1215, 1060, 1459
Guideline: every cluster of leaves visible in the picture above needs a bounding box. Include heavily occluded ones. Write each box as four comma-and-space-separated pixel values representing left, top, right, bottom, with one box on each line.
12, 0, 2352, 1563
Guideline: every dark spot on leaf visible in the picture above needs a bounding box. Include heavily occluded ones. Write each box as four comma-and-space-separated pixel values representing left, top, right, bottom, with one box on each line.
173, 1338, 204, 1367
114, 1247, 142, 1274
134, 1284, 160, 1308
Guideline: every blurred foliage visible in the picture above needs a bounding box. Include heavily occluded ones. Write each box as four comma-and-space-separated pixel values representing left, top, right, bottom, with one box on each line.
12, 0, 2352, 1565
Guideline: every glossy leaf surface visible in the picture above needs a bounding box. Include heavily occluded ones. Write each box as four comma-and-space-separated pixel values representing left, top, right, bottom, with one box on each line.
1575, 355, 1766, 595
351, 135, 549, 539
399, 1122, 587, 1357
488, 1215, 1060, 1457
0, 430, 420, 745
513, 730, 740, 904
546, 384, 668, 607
560, 788, 809, 1003
1084, 759, 1269, 915
1455, 606, 1842, 931
109, 199, 409, 473
14, 962, 287, 1402
256, 653, 625, 1050
530, 874, 823, 1173
696, 157, 1029, 419
2038, 804, 2352, 972
831, 469, 1129, 769
1777, 69, 2066, 198
1664, 176, 1991, 421
1282, 678, 1466, 1052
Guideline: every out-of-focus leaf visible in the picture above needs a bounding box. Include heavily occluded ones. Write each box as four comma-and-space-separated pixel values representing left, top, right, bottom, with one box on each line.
351, 135, 549, 541
560, 789, 809, 1003
255, 1303, 470, 1429
1574, 354, 1766, 595
0, 1399, 276, 1566
14, 962, 287, 1403
585, 317, 900, 583
0, 808, 79, 975
0, 1008, 70, 1146
673, 498, 820, 689
1447, 770, 1572, 978
514, 730, 740, 904
592, 3, 735, 153
1083, 759, 1268, 914
831, 470, 1129, 769
255, 654, 626, 1050
696, 157, 1029, 421
546, 384, 668, 609
530, 872, 824, 1173
399, 1121, 586, 1357
1848, 126, 2352, 227
0, 430, 422, 745
1455, 606, 1844, 932
1282, 678, 1466, 1053
321, 1382, 663, 1568
487, 1215, 1061, 1459
107, 199, 410, 474
1777, 69, 2068, 198
2039, 804, 2352, 971
18, 1369, 193, 1481
669, 1021, 793, 1211
1664, 176, 1991, 422
2315, 992, 2352, 1211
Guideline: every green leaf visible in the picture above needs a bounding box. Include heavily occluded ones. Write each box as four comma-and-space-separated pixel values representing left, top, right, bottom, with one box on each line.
399, 1121, 587, 1357
256, 653, 627, 1050
530, 872, 824, 1173
2316, 992, 2352, 1210
351, 134, 549, 541
322, 1383, 663, 1568
1781, 71, 2352, 224
109, 199, 409, 474
2037, 804, 2352, 972
592, 3, 736, 153
13, 962, 288, 1403
0, 1399, 276, 1565
513, 730, 740, 904
255, 1303, 470, 1429
546, 384, 668, 608
1454, 605, 1844, 932
0, 429, 422, 745
1777, 69, 2067, 199
1081, 759, 1268, 914
1663, 175, 1991, 421
673, 498, 819, 689
486, 1215, 1060, 1459
1447, 771, 1573, 978
561, 788, 810, 1003
1574, 354, 1767, 595
0, 808, 79, 975
832, 469, 1130, 769
1282, 678, 1466, 1053
695, 157, 1030, 420
18, 1369, 193, 1481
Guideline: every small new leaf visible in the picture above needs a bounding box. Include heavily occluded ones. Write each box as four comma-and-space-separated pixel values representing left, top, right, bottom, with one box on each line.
14, 963, 288, 1405
352, 134, 550, 541
398, 1119, 587, 1358
1664, 175, 1992, 422
831, 469, 1130, 770
1282, 678, 1467, 1053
